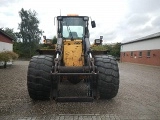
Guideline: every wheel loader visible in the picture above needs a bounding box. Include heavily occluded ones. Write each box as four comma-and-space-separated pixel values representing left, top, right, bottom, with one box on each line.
27, 14, 119, 102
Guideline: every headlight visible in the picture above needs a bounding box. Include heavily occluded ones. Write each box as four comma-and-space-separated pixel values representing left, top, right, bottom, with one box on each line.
95, 39, 100, 43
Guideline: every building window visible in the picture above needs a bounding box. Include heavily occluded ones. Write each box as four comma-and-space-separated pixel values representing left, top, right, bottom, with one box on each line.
131, 51, 133, 57
147, 50, 151, 57
139, 51, 142, 57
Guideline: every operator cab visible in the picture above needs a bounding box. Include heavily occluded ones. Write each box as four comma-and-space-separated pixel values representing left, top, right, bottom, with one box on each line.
57, 15, 96, 39
56, 15, 96, 67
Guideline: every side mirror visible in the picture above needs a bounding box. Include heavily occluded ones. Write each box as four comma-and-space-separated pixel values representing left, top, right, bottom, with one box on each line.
91, 21, 96, 28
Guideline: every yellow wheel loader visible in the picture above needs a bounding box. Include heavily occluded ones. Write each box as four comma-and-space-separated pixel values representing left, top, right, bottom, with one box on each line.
27, 15, 119, 102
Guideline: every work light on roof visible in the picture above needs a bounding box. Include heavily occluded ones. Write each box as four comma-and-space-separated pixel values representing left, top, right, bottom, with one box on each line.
83, 16, 89, 21
57, 16, 62, 20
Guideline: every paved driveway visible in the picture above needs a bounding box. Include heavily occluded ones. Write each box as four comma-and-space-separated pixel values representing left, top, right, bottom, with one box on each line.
0, 61, 160, 119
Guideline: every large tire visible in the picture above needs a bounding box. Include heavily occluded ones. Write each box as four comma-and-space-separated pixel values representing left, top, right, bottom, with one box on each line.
27, 55, 54, 100
94, 55, 119, 99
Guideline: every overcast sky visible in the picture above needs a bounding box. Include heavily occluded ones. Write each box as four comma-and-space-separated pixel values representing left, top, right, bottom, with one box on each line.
0, 0, 160, 44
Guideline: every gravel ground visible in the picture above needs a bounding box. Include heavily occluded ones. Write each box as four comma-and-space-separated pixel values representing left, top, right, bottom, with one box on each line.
0, 60, 160, 119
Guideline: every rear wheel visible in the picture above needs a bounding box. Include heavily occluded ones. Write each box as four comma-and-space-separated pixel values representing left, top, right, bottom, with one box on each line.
27, 55, 54, 100
94, 55, 119, 99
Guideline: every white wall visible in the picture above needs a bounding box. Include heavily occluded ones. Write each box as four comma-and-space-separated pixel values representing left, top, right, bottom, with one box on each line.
121, 37, 160, 52
0, 41, 13, 51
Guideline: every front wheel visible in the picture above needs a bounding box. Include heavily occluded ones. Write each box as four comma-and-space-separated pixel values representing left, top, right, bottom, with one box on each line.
27, 55, 55, 100
94, 55, 119, 99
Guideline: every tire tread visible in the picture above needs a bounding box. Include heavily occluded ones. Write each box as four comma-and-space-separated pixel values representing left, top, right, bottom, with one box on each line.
94, 55, 119, 99
27, 55, 54, 100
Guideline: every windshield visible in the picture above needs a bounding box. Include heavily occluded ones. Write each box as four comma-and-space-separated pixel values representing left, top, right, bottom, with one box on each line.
61, 17, 85, 39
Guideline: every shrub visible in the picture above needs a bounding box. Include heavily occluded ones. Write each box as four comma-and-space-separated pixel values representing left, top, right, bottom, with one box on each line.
0, 51, 19, 68
91, 45, 108, 51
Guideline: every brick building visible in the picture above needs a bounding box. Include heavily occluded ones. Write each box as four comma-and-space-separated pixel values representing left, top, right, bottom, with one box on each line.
120, 32, 160, 66
0, 29, 14, 66
0, 29, 13, 51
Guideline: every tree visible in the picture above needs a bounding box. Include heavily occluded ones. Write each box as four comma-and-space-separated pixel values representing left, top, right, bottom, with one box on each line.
52, 36, 57, 44
109, 42, 121, 57
18, 8, 43, 57
18, 8, 42, 43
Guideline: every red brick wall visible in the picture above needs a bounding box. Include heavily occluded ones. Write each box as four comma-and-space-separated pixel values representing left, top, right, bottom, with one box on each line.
0, 34, 13, 44
120, 49, 160, 66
